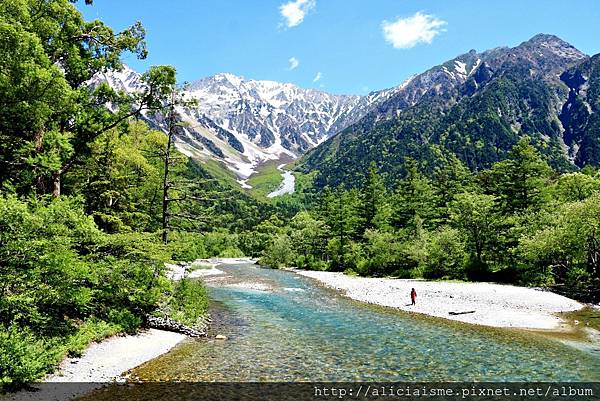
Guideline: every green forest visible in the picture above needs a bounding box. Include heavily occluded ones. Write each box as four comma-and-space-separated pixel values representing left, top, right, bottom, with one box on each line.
0, 0, 272, 389
264, 142, 600, 298
1, 0, 599, 392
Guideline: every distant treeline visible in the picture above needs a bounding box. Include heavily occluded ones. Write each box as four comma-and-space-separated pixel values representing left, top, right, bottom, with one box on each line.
260, 138, 600, 299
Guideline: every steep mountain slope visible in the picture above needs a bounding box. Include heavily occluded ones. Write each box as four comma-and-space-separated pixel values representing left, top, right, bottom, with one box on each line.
559, 53, 600, 166
94, 68, 402, 186
299, 34, 593, 188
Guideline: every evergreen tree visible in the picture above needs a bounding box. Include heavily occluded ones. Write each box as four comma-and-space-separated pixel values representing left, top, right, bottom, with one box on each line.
320, 187, 363, 270
430, 150, 473, 222
361, 162, 392, 231
391, 159, 440, 230
484, 137, 552, 214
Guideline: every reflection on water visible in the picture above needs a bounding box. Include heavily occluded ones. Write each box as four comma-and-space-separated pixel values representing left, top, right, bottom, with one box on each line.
130, 263, 600, 382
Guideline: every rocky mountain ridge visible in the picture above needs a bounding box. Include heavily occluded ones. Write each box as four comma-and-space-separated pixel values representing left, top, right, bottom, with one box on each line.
298, 34, 596, 188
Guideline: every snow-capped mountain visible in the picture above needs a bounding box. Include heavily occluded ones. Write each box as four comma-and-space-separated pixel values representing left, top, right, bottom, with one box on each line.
92, 34, 589, 189
189, 73, 360, 152
93, 67, 402, 185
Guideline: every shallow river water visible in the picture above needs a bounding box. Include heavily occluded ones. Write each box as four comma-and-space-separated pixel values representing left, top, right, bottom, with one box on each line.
128, 262, 599, 382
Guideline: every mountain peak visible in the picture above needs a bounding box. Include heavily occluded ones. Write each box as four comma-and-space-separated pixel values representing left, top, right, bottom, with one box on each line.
510, 33, 587, 70
212, 72, 245, 86
525, 33, 567, 45
519, 33, 585, 58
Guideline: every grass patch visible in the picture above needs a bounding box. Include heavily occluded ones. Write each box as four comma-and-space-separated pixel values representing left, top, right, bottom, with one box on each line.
201, 159, 243, 189
58, 320, 123, 358
247, 162, 284, 198
189, 262, 214, 271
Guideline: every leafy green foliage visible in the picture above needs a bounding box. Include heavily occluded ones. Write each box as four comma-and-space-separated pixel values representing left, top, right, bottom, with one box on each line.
421, 227, 466, 280
259, 233, 295, 268
0, 194, 175, 389
0, 1, 265, 390
0, 0, 175, 198
519, 193, 600, 285
163, 279, 209, 327
450, 192, 498, 270
0, 325, 56, 390
67, 122, 167, 232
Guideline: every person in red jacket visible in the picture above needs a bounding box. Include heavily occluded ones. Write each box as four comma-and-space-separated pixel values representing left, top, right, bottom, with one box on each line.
410, 288, 417, 306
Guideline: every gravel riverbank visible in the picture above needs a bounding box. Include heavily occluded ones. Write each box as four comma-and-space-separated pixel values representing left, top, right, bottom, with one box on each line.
296, 270, 583, 330
47, 330, 186, 383
5, 330, 185, 401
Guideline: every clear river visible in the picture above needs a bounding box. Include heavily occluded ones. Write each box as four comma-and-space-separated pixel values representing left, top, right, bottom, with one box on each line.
128, 261, 599, 382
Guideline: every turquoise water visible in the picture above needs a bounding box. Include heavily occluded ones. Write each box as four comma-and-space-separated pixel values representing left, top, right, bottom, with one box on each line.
131, 263, 600, 382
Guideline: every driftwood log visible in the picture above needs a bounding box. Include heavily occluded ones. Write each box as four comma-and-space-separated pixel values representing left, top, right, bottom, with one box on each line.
448, 311, 476, 315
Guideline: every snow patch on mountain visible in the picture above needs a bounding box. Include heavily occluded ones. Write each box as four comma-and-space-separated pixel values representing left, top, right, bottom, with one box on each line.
455, 60, 467, 75
94, 67, 401, 182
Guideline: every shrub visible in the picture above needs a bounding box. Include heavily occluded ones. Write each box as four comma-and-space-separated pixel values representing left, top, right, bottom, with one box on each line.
0, 196, 97, 335
0, 196, 174, 389
0, 325, 56, 391
464, 258, 493, 281
566, 267, 591, 286
60, 320, 122, 358
309, 260, 329, 271
106, 309, 143, 335
295, 255, 329, 271
218, 246, 245, 258
166, 279, 209, 327
361, 229, 401, 276
203, 231, 241, 257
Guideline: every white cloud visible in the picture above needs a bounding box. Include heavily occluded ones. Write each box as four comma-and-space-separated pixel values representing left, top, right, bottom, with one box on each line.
288, 57, 300, 70
279, 0, 316, 28
313, 72, 323, 82
382, 12, 446, 49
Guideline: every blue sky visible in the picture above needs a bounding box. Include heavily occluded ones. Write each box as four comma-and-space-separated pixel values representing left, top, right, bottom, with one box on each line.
79, 0, 600, 95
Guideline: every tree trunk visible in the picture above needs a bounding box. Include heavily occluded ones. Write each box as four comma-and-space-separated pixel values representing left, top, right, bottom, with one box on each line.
34, 129, 44, 153
52, 172, 61, 198
34, 129, 47, 193
338, 194, 345, 270
162, 102, 175, 245
588, 235, 600, 279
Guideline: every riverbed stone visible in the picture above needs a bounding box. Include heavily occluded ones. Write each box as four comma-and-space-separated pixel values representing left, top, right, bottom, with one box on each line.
145, 315, 207, 338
